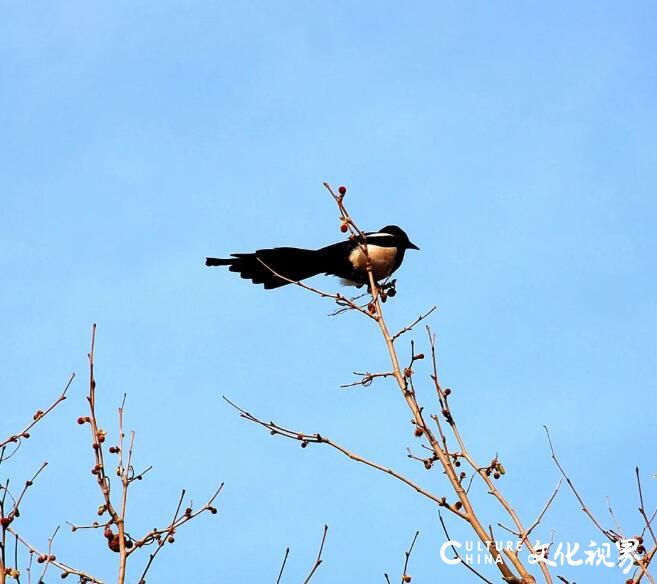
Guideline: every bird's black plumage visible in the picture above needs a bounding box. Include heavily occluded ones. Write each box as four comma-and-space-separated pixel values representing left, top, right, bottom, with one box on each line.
205, 225, 419, 289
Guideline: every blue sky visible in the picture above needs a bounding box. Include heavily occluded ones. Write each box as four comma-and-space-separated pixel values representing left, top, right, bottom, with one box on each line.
1, 1, 656, 582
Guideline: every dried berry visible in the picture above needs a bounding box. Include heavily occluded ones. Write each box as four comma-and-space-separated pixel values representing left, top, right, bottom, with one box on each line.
338, 186, 347, 195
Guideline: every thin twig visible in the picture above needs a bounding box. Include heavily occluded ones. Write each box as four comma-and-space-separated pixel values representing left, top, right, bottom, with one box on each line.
400, 531, 419, 583
340, 371, 395, 389
438, 512, 494, 583
4, 462, 48, 524
0, 374, 74, 460
497, 480, 562, 542
606, 496, 624, 538
275, 547, 290, 584
303, 525, 328, 584
543, 426, 611, 541
391, 307, 437, 342
132, 482, 223, 582
524, 480, 562, 540
223, 397, 468, 520
637, 467, 657, 546
8, 528, 102, 583
255, 258, 376, 320
37, 525, 60, 583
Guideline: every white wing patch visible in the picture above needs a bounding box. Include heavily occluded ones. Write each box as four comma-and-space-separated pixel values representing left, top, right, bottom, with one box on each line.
348, 245, 397, 279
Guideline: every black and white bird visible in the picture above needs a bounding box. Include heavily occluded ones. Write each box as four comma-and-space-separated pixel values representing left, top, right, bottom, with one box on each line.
205, 225, 419, 289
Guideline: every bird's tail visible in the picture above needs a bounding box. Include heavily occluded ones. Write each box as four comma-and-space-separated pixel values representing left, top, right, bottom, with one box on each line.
205, 257, 233, 267
205, 247, 327, 289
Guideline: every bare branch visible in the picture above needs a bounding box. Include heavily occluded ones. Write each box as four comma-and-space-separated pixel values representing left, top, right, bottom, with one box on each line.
637, 467, 657, 547
303, 525, 328, 584
0, 373, 74, 461
391, 307, 437, 342
131, 482, 223, 576
400, 531, 419, 583
8, 528, 102, 583
223, 397, 468, 520
438, 512, 494, 583
255, 258, 376, 320
524, 480, 562, 540
543, 426, 612, 541
0, 462, 48, 528
340, 371, 395, 389
275, 547, 290, 584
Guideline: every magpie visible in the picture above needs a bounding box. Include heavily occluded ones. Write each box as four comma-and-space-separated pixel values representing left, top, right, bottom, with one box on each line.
205, 225, 419, 289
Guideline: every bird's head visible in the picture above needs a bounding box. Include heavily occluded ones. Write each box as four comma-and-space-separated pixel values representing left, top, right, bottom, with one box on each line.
378, 225, 419, 250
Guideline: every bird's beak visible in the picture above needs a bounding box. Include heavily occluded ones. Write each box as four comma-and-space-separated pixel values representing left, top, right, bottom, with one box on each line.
408, 241, 420, 250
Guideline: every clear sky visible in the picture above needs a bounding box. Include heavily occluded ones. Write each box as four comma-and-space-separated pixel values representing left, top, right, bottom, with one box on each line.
1, 1, 656, 582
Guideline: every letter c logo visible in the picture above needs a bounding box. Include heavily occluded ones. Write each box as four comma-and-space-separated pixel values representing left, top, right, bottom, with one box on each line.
440, 541, 461, 565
